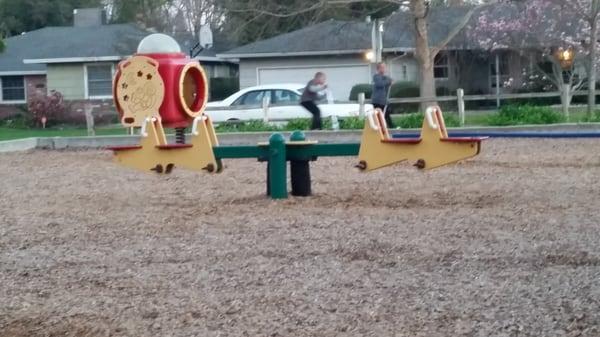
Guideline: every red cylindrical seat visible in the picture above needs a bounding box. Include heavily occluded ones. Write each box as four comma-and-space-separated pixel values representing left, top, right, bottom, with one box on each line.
114, 52, 208, 128
140, 53, 208, 128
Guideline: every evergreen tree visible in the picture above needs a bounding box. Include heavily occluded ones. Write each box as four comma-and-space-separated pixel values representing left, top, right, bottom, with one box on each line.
0, 0, 103, 36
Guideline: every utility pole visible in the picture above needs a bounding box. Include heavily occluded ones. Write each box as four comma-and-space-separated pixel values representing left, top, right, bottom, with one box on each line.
371, 18, 384, 63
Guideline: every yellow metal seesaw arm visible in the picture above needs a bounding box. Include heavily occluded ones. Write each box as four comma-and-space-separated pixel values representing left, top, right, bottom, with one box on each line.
109, 115, 222, 174
357, 106, 486, 171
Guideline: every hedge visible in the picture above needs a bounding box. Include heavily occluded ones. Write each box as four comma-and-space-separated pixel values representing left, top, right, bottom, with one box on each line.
349, 82, 455, 112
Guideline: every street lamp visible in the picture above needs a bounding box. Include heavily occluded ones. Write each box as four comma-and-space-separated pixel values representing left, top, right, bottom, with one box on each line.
553, 46, 576, 121
365, 50, 375, 62
555, 46, 575, 70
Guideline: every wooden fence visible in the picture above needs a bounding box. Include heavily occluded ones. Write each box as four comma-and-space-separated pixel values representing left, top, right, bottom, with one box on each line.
358, 90, 600, 126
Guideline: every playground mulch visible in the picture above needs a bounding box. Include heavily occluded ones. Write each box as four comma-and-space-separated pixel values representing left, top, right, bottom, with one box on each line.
1, 139, 600, 337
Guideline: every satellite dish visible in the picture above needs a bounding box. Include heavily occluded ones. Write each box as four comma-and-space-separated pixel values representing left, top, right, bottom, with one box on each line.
199, 25, 213, 49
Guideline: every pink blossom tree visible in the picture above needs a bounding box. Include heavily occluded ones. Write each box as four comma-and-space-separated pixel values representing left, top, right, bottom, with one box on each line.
473, 0, 600, 118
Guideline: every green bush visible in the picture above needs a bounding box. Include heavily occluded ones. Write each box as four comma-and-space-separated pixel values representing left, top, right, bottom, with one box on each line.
349, 84, 372, 101
284, 118, 311, 130
579, 111, 600, 122
395, 112, 460, 129
396, 113, 424, 128
487, 104, 566, 126
339, 117, 364, 130
389, 82, 420, 113
506, 88, 560, 106
0, 113, 29, 128
215, 119, 280, 132
210, 77, 239, 101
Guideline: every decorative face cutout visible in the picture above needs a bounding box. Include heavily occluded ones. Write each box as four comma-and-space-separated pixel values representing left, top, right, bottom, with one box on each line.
115, 56, 165, 127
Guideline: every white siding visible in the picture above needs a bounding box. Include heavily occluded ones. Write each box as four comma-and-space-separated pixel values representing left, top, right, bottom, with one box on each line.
388, 56, 419, 83
238, 55, 372, 100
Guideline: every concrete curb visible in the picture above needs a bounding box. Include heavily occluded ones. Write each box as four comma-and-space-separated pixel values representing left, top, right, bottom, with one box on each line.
0, 138, 39, 153
1, 123, 600, 153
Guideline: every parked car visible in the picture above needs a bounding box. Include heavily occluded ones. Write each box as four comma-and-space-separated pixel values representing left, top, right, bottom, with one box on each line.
204, 84, 373, 123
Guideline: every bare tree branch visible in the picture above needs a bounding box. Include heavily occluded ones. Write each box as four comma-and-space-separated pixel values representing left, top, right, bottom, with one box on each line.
431, 6, 477, 56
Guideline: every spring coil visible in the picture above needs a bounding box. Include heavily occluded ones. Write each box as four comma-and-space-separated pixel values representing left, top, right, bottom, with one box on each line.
175, 127, 186, 144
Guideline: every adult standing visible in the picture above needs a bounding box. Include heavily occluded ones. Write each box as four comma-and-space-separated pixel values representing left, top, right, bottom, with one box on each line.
300, 72, 328, 130
372, 62, 395, 128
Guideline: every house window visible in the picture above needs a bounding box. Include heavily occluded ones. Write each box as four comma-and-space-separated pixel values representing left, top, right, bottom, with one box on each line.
86, 64, 113, 98
1, 76, 26, 102
490, 52, 510, 89
434, 53, 449, 79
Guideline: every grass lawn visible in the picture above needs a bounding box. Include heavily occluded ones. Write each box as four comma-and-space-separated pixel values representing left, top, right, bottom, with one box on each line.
1, 106, 599, 142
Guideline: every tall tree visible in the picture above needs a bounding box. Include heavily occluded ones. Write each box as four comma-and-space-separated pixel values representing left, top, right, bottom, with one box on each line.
174, 0, 225, 36
474, 0, 598, 118
106, 0, 174, 30
0, 0, 103, 36
398, 0, 478, 107
222, 0, 479, 108
220, 0, 397, 44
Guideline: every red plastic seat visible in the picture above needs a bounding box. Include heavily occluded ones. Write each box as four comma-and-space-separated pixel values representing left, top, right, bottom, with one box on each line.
155, 144, 194, 150
381, 138, 422, 144
107, 145, 143, 151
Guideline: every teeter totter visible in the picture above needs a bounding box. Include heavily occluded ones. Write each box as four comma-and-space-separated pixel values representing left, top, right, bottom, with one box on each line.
357, 107, 487, 171
107, 33, 487, 199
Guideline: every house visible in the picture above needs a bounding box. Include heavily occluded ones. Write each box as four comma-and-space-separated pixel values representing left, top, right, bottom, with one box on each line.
217, 5, 572, 101
0, 8, 238, 122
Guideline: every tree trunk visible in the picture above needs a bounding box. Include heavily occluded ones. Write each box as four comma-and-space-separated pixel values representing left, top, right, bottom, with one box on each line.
588, 4, 599, 118
411, 0, 437, 111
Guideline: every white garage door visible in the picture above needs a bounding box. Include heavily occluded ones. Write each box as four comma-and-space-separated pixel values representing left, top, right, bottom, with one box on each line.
258, 64, 371, 101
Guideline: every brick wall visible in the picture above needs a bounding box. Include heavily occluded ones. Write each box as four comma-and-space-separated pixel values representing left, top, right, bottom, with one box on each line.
0, 73, 119, 125
0, 75, 47, 120
27, 75, 47, 97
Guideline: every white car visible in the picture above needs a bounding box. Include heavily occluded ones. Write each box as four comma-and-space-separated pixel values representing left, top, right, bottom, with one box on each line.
204, 84, 373, 123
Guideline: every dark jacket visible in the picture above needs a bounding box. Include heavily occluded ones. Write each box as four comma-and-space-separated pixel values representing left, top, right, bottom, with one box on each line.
301, 79, 326, 103
372, 74, 392, 105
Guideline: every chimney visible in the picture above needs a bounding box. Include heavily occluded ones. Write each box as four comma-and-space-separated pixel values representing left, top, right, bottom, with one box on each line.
73, 8, 107, 27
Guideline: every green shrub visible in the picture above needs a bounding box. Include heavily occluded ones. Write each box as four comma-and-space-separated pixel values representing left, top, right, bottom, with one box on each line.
389, 82, 420, 113
349, 84, 372, 101
487, 104, 566, 126
215, 119, 280, 132
396, 113, 424, 128
506, 88, 560, 106
339, 116, 364, 130
389, 81, 420, 98
579, 110, 600, 122
443, 114, 461, 127
283, 117, 337, 130
210, 77, 239, 101
284, 118, 311, 130
0, 113, 29, 128
395, 112, 461, 129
